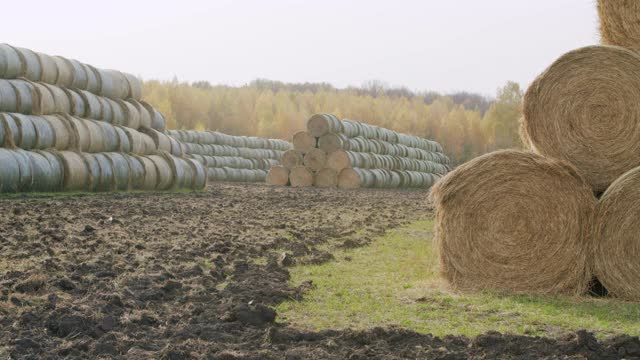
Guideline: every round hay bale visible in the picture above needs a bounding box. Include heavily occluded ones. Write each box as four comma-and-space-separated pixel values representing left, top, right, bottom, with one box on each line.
266, 166, 289, 186
338, 168, 373, 189
37, 150, 64, 191
187, 158, 207, 190
31, 82, 56, 115
592, 166, 640, 300
326, 150, 351, 172
168, 136, 184, 157
10, 114, 37, 149
98, 69, 129, 99
92, 153, 115, 191
141, 101, 166, 131
0, 148, 21, 192
124, 73, 143, 100
147, 155, 173, 190
318, 133, 348, 153
105, 152, 131, 191
140, 127, 172, 152
98, 97, 114, 123
129, 100, 152, 128
80, 153, 101, 192
126, 154, 146, 190
598, 0, 640, 52
117, 100, 141, 129
95, 121, 120, 152
303, 148, 327, 172
289, 166, 313, 187
84, 64, 101, 94
136, 155, 158, 190
292, 131, 316, 154
65, 115, 91, 151
0, 80, 18, 113
121, 127, 145, 155
52, 56, 74, 88
68, 59, 88, 89
84, 120, 106, 153
108, 98, 126, 126
281, 149, 304, 169
522, 45, 640, 192
307, 113, 343, 137
430, 150, 596, 295
140, 133, 157, 154
0, 44, 22, 79
12, 149, 34, 191
1, 114, 18, 148
12, 46, 42, 81
164, 154, 190, 189
115, 126, 132, 153
314, 168, 338, 188
10, 80, 35, 114
31, 115, 56, 149
56, 151, 90, 191
43, 83, 72, 114
78, 90, 103, 120
37, 53, 58, 84
64, 89, 86, 118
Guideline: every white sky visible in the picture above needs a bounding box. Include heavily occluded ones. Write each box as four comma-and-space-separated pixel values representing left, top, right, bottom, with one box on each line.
3, 0, 599, 96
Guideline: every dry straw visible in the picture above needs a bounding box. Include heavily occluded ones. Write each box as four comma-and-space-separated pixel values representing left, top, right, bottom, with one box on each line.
598, 0, 640, 52
522, 45, 640, 192
594, 166, 640, 300
430, 150, 596, 295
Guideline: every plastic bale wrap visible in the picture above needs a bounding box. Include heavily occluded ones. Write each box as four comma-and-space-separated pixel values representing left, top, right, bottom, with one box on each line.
57, 151, 90, 191
0, 148, 21, 192
92, 153, 115, 192
0, 44, 22, 78
105, 152, 131, 191
126, 154, 147, 190
81, 153, 101, 192
136, 155, 158, 190
147, 154, 173, 190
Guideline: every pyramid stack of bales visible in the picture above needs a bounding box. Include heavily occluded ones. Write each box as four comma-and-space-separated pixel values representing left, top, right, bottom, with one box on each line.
0, 44, 206, 193
167, 130, 291, 183
432, 2, 640, 299
266, 113, 450, 188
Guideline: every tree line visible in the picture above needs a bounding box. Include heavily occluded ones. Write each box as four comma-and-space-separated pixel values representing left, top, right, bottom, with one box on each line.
143, 79, 523, 164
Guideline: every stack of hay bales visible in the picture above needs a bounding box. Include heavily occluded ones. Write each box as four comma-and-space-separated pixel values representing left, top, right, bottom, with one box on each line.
266, 113, 450, 188
167, 130, 291, 183
0, 44, 205, 193
433, 2, 640, 299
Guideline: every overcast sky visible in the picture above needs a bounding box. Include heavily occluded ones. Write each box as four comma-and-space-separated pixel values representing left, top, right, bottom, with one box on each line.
3, 0, 599, 96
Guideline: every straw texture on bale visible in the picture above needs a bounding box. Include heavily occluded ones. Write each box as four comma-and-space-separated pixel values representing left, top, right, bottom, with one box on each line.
598, 0, 640, 52
266, 166, 289, 186
281, 149, 304, 169
289, 166, 313, 187
303, 148, 327, 172
292, 131, 316, 154
430, 150, 596, 295
314, 168, 338, 188
522, 45, 640, 192
593, 166, 640, 300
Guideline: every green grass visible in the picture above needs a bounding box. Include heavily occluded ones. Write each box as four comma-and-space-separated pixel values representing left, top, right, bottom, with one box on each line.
276, 220, 640, 338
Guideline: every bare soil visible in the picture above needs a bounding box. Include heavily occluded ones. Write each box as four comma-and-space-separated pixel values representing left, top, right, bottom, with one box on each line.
0, 184, 638, 359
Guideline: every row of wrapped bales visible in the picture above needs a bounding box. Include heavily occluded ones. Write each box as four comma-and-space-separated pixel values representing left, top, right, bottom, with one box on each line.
0, 79, 165, 131
0, 113, 176, 155
168, 130, 291, 150
0, 44, 142, 100
169, 129, 292, 183
268, 114, 450, 188
207, 167, 268, 183
0, 44, 200, 193
432, 2, 640, 300
0, 148, 205, 192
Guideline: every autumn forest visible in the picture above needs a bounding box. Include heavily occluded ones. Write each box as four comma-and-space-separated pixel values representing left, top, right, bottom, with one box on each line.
143, 79, 524, 165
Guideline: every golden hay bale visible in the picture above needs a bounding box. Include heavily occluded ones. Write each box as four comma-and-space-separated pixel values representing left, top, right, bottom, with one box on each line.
430, 150, 596, 295
593, 166, 640, 300
292, 131, 316, 154
303, 148, 327, 172
266, 165, 289, 186
522, 45, 640, 192
289, 166, 313, 187
281, 149, 304, 169
314, 168, 338, 188
598, 0, 640, 52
